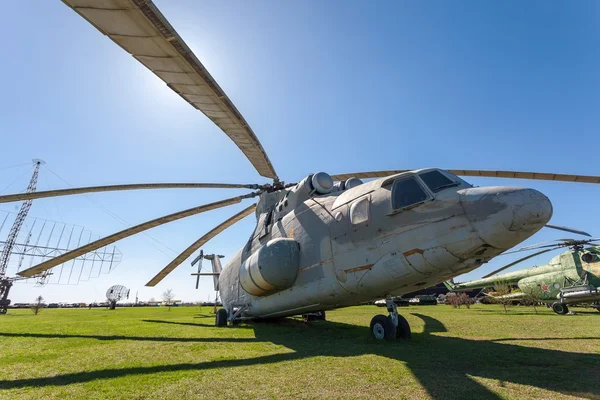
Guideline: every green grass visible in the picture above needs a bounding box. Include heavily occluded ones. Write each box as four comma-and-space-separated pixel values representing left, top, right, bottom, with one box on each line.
0, 305, 598, 400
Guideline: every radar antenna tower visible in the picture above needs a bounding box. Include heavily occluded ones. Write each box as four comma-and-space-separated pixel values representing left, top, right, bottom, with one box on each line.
0, 160, 44, 314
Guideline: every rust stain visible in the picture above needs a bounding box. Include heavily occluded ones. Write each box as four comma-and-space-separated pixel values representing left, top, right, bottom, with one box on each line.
344, 264, 374, 274
299, 258, 332, 272
450, 224, 467, 231
403, 248, 424, 257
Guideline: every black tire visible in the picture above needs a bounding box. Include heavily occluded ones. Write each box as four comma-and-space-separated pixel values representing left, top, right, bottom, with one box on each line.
370, 314, 396, 340
215, 308, 228, 326
552, 302, 569, 315
395, 314, 411, 339
0, 308, 6, 315
303, 311, 326, 322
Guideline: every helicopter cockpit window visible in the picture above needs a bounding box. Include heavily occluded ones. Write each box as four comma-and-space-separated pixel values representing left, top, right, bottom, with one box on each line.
392, 177, 428, 210
419, 170, 459, 193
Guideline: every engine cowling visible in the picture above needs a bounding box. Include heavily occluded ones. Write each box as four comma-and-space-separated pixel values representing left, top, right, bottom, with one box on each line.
239, 238, 300, 296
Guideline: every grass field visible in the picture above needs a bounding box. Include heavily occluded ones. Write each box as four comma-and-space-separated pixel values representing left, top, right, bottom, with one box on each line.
0, 305, 598, 400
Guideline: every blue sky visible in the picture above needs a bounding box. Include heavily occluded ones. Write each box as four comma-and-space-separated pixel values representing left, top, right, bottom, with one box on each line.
0, 1, 598, 303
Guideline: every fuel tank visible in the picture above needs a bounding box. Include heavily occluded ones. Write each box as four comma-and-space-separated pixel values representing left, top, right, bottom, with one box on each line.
560, 285, 600, 304
239, 238, 300, 296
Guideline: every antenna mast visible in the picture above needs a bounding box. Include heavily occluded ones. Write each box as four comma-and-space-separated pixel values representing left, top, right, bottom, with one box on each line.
0, 160, 44, 314
0, 160, 43, 278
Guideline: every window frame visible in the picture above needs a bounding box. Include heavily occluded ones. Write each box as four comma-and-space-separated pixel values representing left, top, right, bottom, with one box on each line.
418, 170, 460, 194
389, 175, 432, 214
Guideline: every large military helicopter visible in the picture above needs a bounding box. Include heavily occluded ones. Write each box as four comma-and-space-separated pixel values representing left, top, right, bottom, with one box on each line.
6, 0, 600, 340
445, 238, 600, 314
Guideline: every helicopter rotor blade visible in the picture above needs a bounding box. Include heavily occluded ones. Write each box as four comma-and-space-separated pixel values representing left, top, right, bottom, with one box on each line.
544, 224, 592, 237
146, 203, 257, 287
62, 0, 278, 180
330, 169, 600, 184
503, 237, 600, 256
482, 249, 556, 279
504, 238, 580, 254
0, 183, 260, 204
516, 239, 575, 252
16, 193, 258, 278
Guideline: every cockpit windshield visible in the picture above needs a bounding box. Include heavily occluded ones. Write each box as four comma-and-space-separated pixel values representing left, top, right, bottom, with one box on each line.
391, 177, 428, 210
419, 170, 460, 193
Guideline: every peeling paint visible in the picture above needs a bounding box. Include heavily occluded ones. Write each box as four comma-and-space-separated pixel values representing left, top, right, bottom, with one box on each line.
344, 264, 374, 274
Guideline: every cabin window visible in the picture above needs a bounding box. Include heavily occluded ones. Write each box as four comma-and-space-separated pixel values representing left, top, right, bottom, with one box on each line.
392, 177, 428, 210
350, 196, 370, 225
582, 252, 595, 263
419, 170, 458, 193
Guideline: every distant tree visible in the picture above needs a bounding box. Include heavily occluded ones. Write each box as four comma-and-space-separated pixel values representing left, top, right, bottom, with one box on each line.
519, 291, 541, 314
31, 295, 44, 315
162, 289, 175, 311
445, 292, 474, 309
490, 280, 513, 313
148, 297, 156, 304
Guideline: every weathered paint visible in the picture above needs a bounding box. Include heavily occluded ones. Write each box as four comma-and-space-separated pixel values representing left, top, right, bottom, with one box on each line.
451, 247, 600, 304
219, 168, 552, 319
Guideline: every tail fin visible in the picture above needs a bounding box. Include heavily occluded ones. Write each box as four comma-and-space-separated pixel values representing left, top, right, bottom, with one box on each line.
443, 280, 458, 291
204, 254, 224, 291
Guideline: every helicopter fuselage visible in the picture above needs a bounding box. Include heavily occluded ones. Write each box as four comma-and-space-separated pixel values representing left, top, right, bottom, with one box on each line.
219, 168, 552, 319
452, 247, 600, 303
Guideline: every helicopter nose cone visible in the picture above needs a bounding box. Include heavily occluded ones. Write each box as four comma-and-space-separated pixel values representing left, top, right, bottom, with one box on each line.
459, 187, 552, 249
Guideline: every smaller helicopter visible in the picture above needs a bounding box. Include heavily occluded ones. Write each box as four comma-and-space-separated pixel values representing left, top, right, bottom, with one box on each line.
445, 235, 600, 314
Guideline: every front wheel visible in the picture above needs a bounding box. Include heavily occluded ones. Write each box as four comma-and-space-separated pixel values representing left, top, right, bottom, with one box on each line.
551, 302, 569, 315
370, 314, 396, 340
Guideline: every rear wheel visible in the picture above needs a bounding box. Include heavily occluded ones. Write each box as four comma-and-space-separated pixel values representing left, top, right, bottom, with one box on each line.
370, 314, 396, 340
215, 308, 228, 326
395, 314, 411, 339
551, 302, 569, 315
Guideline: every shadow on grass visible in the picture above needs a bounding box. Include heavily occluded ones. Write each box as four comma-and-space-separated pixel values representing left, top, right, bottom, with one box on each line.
0, 332, 261, 343
0, 314, 598, 399
143, 319, 253, 329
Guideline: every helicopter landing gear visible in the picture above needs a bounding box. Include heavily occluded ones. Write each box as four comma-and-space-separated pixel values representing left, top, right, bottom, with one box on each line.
551, 302, 569, 315
370, 296, 411, 340
215, 308, 228, 326
302, 310, 326, 322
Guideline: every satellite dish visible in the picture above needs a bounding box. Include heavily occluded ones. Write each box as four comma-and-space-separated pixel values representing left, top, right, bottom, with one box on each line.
106, 285, 129, 310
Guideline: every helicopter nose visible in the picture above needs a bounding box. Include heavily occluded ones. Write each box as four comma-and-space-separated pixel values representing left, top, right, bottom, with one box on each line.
459, 187, 552, 249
